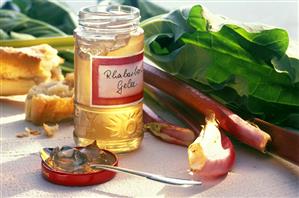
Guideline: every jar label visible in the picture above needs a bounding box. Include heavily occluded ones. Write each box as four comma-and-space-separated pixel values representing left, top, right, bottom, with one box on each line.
91, 52, 143, 106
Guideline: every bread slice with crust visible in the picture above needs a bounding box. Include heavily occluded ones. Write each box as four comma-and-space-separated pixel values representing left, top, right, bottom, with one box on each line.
0, 44, 64, 96
25, 73, 74, 125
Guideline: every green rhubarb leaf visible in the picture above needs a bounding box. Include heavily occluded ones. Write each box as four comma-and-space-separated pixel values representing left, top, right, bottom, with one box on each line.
141, 5, 299, 128
2, 0, 77, 34
0, 9, 66, 38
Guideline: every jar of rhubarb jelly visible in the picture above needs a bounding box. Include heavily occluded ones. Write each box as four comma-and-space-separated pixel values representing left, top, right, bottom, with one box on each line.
73, 5, 144, 153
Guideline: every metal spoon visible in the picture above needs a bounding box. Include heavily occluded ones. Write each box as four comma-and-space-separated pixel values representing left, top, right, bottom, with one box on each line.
90, 164, 201, 186
40, 147, 201, 186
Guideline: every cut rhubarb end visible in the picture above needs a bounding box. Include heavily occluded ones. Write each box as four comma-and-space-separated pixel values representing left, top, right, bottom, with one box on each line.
144, 122, 195, 146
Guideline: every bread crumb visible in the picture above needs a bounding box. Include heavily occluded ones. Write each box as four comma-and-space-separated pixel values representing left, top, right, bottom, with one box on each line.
16, 127, 41, 138
64, 72, 74, 88
25, 127, 41, 136
43, 123, 59, 137
16, 131, 29, 138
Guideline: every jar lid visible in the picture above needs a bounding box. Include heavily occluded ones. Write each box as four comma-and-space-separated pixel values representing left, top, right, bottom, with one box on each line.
41, 148, 118, 186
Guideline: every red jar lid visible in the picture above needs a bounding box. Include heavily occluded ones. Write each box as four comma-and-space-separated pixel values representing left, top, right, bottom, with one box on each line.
41, 149, 118, 186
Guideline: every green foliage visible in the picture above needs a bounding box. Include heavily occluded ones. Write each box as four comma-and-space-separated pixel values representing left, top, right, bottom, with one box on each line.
58, 49, 75, 75
0, 9, 66, 39
2, 0, 76, 34
141, 5, 299, 128
0, 29, 10, 39
10, 31, 36, 40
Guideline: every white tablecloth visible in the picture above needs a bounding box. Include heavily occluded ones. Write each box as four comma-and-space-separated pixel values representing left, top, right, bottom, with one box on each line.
1, 96, 299, 197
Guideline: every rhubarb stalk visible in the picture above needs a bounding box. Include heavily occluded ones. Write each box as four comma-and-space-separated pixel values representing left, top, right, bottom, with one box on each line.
253, 118, 299, 165
143, 104, 196, 146
144, 62, 271, 152
145, 83, 204, 135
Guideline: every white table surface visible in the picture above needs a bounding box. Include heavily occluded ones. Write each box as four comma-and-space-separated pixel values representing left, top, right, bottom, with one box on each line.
1, 96, 299, 198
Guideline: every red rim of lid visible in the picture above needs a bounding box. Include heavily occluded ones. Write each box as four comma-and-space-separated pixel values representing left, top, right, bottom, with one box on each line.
41, 148, 118, 186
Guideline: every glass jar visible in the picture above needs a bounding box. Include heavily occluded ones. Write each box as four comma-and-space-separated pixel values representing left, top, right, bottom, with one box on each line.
73, 5, 144, 153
